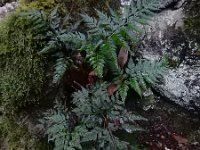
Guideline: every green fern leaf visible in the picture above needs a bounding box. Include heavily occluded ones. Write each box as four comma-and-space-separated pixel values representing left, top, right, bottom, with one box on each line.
118, 82, 129, 101
53, 57, 72, 83
49, 5, 60, 30
129, 78, 142, 96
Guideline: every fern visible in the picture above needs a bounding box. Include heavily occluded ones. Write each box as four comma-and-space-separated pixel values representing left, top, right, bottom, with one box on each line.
43, 104, 85, 150
43, 83, 146, 150
18, 7, 86, 83
18, 9, 48, 33
18, 0, 162, 81
80, 0, 161, 77
53, 57, 72, 83
118, 81, 129, 101
124, 58, 167, 96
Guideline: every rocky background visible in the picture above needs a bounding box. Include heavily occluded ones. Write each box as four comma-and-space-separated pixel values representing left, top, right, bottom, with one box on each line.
138, 0, 200, 115
0, 1, 16, 20
0, 0, 199, 149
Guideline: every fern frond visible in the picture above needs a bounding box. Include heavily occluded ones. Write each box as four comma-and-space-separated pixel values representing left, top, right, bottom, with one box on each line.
126, 58, 168, 96
39, 40, 59, 54
129, 77, 142, 96
53, 57, 72, 83
18, 9, 47, 32
43, 83, 146, 150
58, 32, 86, 48
49, 5, 60, 30
118, 81, 129, 101
80, 14, 98, 29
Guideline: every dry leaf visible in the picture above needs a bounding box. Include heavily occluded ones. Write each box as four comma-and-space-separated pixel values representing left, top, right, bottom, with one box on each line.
172, 134, 188, 145
118, 47, 128, 69
107, 83, 118, 96
88, 71, 97, 85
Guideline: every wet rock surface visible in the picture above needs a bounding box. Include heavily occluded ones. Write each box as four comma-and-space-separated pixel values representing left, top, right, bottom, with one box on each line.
153, 65, 200, 114
137, 98, 200, 150
139, 0, 200, 113
160, 0, 186, 9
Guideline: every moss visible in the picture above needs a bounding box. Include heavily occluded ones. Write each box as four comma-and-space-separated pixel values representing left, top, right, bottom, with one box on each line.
0, 116, 50, 150
0, 0, 121, 114
18, 0, 59, 13
0, 13, 47, 113
184, 0, 200, 43
17, 0, 121, 22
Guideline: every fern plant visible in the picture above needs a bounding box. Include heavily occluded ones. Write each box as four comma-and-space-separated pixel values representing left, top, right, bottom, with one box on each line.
19, 0, 161, 82
116, 58, 168, 100
43, 83, 146, 150
42, 104, 85, 150
80, 0, 161, 77
18, 6, 86, 83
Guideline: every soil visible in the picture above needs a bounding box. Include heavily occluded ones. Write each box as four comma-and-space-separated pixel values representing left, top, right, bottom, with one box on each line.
137, 97, 200, 150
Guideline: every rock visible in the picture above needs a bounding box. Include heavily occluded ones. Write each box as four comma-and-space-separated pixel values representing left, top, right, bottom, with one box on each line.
0, 0, 15, 7
139, 0, 200, 113
121, 0, 185, 10
142, 89, 156, 111
160, 0, 181, 9
153, 65, 200, 113
161, 0, 188, 10
0, 2, 17, 20
18, 113, 46, 139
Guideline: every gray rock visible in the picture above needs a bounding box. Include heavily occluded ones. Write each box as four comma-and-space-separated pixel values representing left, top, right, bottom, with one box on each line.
0, 2, 17, 20
159, 0, 186, 9
153, 65, 200, 112
139, 1, 200, 113
0, 0, 15, 7
121, 0, 185, 10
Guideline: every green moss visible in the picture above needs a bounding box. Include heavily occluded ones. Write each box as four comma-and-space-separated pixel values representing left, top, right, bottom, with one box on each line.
0, 13, 47, 113
18, 0, 59, 13
17, 0, 121, 22
0, 0, 121, 114
0, 117, 50, 150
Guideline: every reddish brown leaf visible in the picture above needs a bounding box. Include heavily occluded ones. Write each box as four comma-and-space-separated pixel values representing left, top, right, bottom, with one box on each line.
118, 47, 128, 69
107, 83, 118, 96
88, 70, 97, 77
88, 71, 97, 85
172, 134, 188, 145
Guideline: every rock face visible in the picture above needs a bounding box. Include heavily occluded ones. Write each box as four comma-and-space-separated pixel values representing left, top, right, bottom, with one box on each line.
154, 65, 200, 113
0, 0, 15, 7
160, 0, 187, 9
0, 2, 17, 20
139, 0, 200, 113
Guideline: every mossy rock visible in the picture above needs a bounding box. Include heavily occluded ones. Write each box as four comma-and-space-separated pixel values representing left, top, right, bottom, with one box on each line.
0, 13, 47, 113
18, 0, 121, 22
184, 0, 200, 43
0, 116, 50, 150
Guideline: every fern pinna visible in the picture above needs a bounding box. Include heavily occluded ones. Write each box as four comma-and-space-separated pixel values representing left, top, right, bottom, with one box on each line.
43, 83, 146, 150
118, 58, 168, 100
